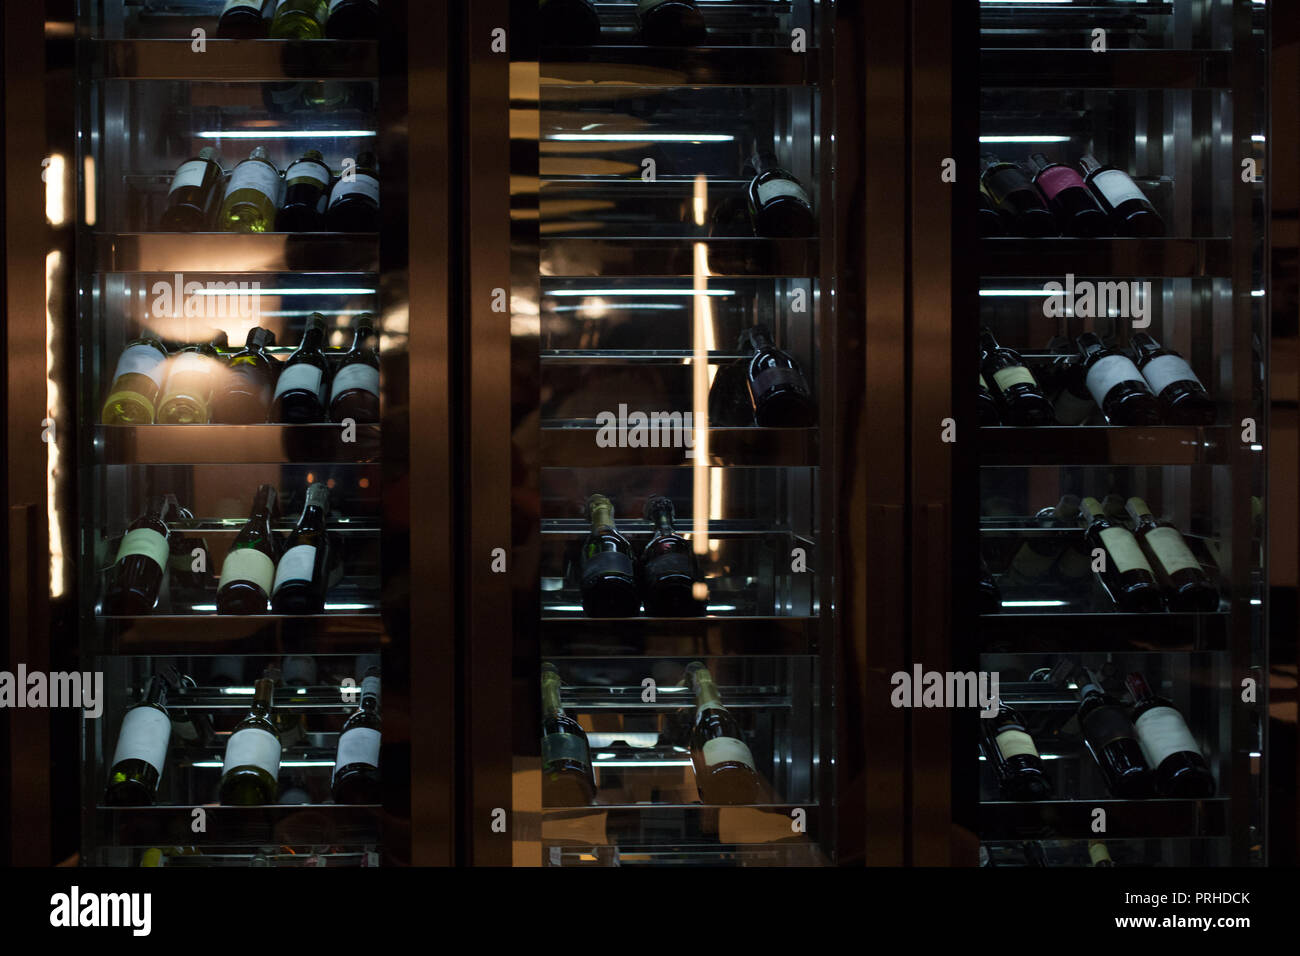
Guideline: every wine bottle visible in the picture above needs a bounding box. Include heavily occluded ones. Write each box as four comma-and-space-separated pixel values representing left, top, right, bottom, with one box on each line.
156, 331, 229, 424
1075, 332, 1161, 426
275, 149, 333, 233
1129, 332, 1215, 426
637, 0, 707, 46
979, 154, 1057, 237
161, 668, 213, 749
270, 482, 331, 614
270, 0, 329, 38
104, 496, 172, 615
271, 312, 332, 423
1079, 154, 1164, 237
539, 0, 601, 45
686, 662, 761, 805
707, 357, 757, 425
1026, 152, 1108, 238
638, 496, 702, 616
978, 182, 1006, 237
332, 668, 382, 803
540, 663, 596, 806
579, 494, 640, 617
159, 147, 225, 231
1079, 496, 1162, 612
325, 151, 380, 232
217, 484, 281, 614
104, 676, 171, 806
101, 333, 170, 425
978, 374, 1001, 426
746, 150, 815, 238
979, 328, 1055, 426
980, 702, 1052, 799
739, 325, 816, 427
1125, 497, 1219, 612
979, 554, 1002, 614
1007, 501, 1072, 587
1076, 668, 1152, 798
1089, 840, 1116, 867
217, 0, 274, 38
217, 146, 283, 233
218, 678, 281, 805
1126, 672, 1215, 798
326, 0, 379, 38
1045, 336, 1096, 425
211, 327, 278, 423
329, 313, 380, 424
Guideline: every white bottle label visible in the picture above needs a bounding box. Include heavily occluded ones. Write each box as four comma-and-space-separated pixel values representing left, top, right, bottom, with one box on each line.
272, 544, 318, 593
330, 0, 373, 10
285, 160, 331, 188
222, 727, 281, 779
702, 736, 756, 770
220, 547, 276, 594
1145, 526, 1202, 576
995, 728, 1038, 760
1093, 168, 1149, 207
273, 363, 327, 403
329, 174, 380, 207
334, 727, 381, 780
991, 365, 1037, 392
331, 363, 380, 399
225, 159, 283, 204
116, 527, 170, 571
111, 707, 171, 778
167, 351, 216, 377
756, 178, 811, 207
112, 344, 168, 390
1084, 353, 1146, 408
168, 159, 210, 194
1099, 526, 1154, 575
1141, 354, 1203, 396
1135, 705, 1202, 769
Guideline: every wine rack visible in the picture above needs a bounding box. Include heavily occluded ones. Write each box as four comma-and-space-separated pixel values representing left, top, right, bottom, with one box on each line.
75, 0, 390, 866
969, 0, 1268, 868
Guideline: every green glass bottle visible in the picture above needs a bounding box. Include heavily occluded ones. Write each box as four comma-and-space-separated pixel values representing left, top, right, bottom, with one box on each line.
101, 333, 170, 424
270, 0, 329, 39
104, 676, 171, 806
217, 146, 283, 233
218, 678, 281, 805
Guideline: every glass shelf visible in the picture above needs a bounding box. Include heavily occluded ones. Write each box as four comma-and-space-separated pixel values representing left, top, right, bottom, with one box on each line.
95, 805, 381, 848
541, 237, 819, 277
980, 50, 1233, 89
979, 239, 1232, 277
92, 232, 379, 273
94, 424, 383, 464
978, 426, 1231, 466
540, 48, 821, 88
87, 38, 379, 80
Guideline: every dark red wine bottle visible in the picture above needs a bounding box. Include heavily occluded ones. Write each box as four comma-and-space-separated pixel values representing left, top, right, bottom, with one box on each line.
979, 154, 1058, 237
981, 702, 1052, 799
1079, 154, 1165, 237
746, 150, 815, 238
1076, 332, 1161, 426
1128, 332, 1215, 426
979, 328, 1055, 426
1026, 152, 1108, 238
1076, 668, 1153, 798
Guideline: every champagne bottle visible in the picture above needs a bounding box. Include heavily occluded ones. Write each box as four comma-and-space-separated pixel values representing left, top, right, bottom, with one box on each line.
1129, 332, 1215, 426
1025, 152, 1108, 238
1125, 497, 1219, 612
333, 668, 382, 803
538, 0, 601, 46
1076, 332, 1161, 426
218, 678, 281, 805
104, 676, 171, 806
1076, 667, 1152, 798
978, 374, 1001, 426
1079, 154, 1165, 237
326, 0, 379, 38
686, 662, 761, 805
579, 494, 640, 617
328, 313, 380, 424
104, 496, 172, 615
979, 328, 1054, 426
325, 151, 380, 232
746, 150, 815, 238
1126, 672, 1215, 798
217, 0, 275, 38
217, 146, 283, 233
101, 333, 170, 425
980, 702, 1052, 799
217, 484, 282, 614
271, 482, 332, 614
159, 147, 225, 231
156, 331, 229, 424
638, 496, 702, 616
637, 0, 707, 46
540, 663, 596, 806
211, 327, 278, 423
740, 325, 816, 427
271, 312, 332, 423
275, 149, 333, 232
1079, 496, 1162, 612
270, 0, 329, 38
979, 153, 1057, 237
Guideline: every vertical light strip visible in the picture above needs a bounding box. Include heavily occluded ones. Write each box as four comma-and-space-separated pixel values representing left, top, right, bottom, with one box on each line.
45, 251, 66, 597
691, 179, 711, 569
44, 154, 66, 226
83, 156, 97, 227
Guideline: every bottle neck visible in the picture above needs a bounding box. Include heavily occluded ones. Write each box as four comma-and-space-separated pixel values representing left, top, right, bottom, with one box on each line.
1125, 672, 1156, 705
351, 320, 376, 353
359, 674, 381, 713
587, 497, 615, 533
251, 485, 277, 521
1125, 496, 1156, 527
541, 671, 564, 718
299, 316, 328, 352
1079, 154, 1103, 176
141, 676, 169, 709
746, 326, 775, 353
300, 484, 330, 526
145, 495, 170, 523
646, 498, 676, 533
250, 679, 274, 717
691, 668, 724, 711
1079, 496, 1107, 526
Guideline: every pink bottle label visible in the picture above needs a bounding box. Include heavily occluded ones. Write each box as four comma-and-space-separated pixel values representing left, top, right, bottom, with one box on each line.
1036, 164, 1087, 201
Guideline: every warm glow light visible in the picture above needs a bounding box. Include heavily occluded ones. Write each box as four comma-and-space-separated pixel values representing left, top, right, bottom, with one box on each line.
45, 251, 66, 597
83, 156, 97, 227
692, 211, 712, 560
693, 173, 707, 227
44, 154, 66, 225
